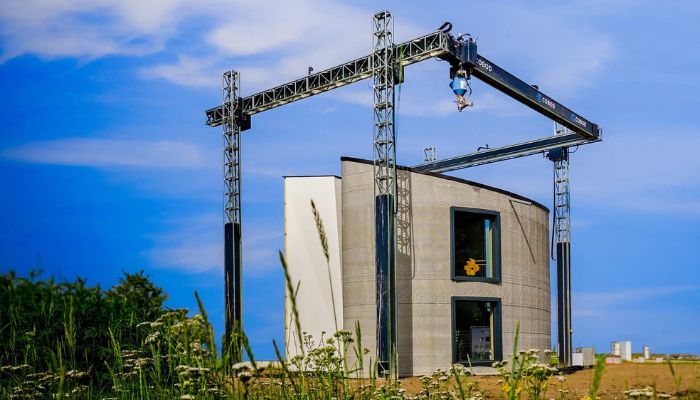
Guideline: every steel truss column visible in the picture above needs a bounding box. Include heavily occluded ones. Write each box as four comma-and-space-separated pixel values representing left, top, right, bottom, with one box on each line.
223, 70, 243, 363
550, 123, 571, 367
373, 11, 397, 197
373, 10, 397, 378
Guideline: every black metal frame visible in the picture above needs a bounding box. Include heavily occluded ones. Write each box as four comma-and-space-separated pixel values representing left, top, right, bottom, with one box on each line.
556, 241, 572, 367
469, 54, 599, 139
449, 207, 502, 283
451, 296, 503, 366
414, 133, 594, 173
224, 221, 242, 358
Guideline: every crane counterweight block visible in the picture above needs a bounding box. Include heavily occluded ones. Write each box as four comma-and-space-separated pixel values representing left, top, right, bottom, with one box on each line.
546, 147, 568, 162
206, 101, 251, 131
238, 108, 251, 131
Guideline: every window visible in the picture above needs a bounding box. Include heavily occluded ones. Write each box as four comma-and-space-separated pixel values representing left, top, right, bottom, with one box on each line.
451, 208, 500, 281
452, 297, 502, 364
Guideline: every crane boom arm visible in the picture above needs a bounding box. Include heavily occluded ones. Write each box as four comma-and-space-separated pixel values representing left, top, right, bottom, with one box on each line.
471, 55, 599, 139
205, 28, 600, 141
205, 31, 451, 126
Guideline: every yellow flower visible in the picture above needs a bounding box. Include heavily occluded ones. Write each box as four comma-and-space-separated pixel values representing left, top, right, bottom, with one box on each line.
502, 383, 523, 395
464, 258, 480, 276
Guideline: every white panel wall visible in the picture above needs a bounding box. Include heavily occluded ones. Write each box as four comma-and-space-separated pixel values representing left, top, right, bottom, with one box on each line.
284, 176, 343, 358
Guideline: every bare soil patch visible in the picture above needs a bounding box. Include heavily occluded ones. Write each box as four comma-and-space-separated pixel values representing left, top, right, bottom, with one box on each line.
396, 363, 700, 399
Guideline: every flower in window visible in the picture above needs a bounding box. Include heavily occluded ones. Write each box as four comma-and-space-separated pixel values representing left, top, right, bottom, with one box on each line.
464, 258, 480, 276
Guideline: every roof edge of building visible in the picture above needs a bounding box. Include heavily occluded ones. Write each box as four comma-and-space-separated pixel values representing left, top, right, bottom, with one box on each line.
283, 175, 342, 179
340, 156, 549, 213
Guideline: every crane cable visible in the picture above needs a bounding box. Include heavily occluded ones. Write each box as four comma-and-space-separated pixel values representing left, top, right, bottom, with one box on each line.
550, 165, 556, 261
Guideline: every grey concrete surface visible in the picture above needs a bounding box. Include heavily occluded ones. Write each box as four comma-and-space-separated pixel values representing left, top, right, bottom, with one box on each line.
341, 158, 550, 377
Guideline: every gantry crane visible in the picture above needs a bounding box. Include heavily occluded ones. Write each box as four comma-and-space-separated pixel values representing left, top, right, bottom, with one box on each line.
204, 10, 600, 374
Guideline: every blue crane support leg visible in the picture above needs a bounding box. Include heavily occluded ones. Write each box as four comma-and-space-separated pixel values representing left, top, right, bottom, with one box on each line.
375, 194, 396, 376
224, 222, 242, 360
556, 241, 572, 367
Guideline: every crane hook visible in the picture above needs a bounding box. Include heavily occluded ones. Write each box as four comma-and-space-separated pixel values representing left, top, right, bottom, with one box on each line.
449, 69, 473, 112
437, 22, 452, 33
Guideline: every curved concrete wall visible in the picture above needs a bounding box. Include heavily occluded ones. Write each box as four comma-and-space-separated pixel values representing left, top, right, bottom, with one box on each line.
341, 158, 550, 376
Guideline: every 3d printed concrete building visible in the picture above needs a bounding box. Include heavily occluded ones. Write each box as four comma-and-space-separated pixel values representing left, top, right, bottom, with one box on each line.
285, 157, 550, 376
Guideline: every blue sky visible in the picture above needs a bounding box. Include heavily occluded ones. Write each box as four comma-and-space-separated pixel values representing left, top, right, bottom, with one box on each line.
1, 1, 699, 358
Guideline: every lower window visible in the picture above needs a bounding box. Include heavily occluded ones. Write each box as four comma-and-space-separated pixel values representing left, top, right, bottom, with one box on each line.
453, 297, 502, 364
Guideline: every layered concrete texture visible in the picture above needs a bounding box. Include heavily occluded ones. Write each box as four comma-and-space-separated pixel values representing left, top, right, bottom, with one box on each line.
340, 158, 550, 377
284, 176, 343, 358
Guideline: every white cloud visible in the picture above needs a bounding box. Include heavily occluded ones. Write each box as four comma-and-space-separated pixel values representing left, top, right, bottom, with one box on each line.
417, 124, 700, 219
146, 214, 222, 274
536, 39, 614, 95
139, 56, 219, 87
328, 78, 526, 118
141, 1, 426, 91
329, 87, 455, 118
0, 0, 200, 61
316, 2, 614, 118
146, 213, 283, 275
461, 4, 615, 97
2, 138, 210, 169
574, 128, 700, 215
149, 242, 222, 274
204, 2, 314, 56
577, 285, 698, 306
573, 285, 698, 317
469, 91, 528, 117
0, 0, 612, 114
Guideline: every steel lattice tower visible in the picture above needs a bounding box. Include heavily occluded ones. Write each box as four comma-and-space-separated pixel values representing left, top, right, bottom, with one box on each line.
552, 122, 572, 367
372, 10, 397, 377
372, 11, 397, 197
222, 70, 243, 362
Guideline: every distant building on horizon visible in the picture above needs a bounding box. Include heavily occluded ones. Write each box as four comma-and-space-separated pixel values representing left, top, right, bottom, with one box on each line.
612, 340, 632, 361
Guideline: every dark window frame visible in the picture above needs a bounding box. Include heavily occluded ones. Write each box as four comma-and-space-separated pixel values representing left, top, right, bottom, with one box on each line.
451, 296, 503, 365
450, 207, 502, 282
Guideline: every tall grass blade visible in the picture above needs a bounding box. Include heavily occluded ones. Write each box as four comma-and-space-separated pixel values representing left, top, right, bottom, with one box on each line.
310, 199, 339, 334
588, 354, 606, 400
279, 251, 304, 356
273, 339, 299, 397
237, 321, 257, 373
194, 290, 218, 361
668, 360, 682, 394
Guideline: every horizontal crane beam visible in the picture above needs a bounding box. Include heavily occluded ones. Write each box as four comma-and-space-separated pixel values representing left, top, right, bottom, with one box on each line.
413, 133, 596, 173
470, 56, 600, 139
205, 31, 451, 126
205, 28, 600, 142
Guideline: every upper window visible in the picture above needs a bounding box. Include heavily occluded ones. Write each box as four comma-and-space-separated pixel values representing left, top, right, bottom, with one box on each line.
451, 208, 500, 281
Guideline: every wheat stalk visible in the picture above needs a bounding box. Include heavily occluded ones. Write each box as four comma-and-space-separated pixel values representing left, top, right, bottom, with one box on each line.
310, 199, 330, 262
310, 199, 338, 333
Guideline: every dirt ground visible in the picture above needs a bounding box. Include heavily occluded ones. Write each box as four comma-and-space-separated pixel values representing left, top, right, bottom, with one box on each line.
397, 363, 700, 399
